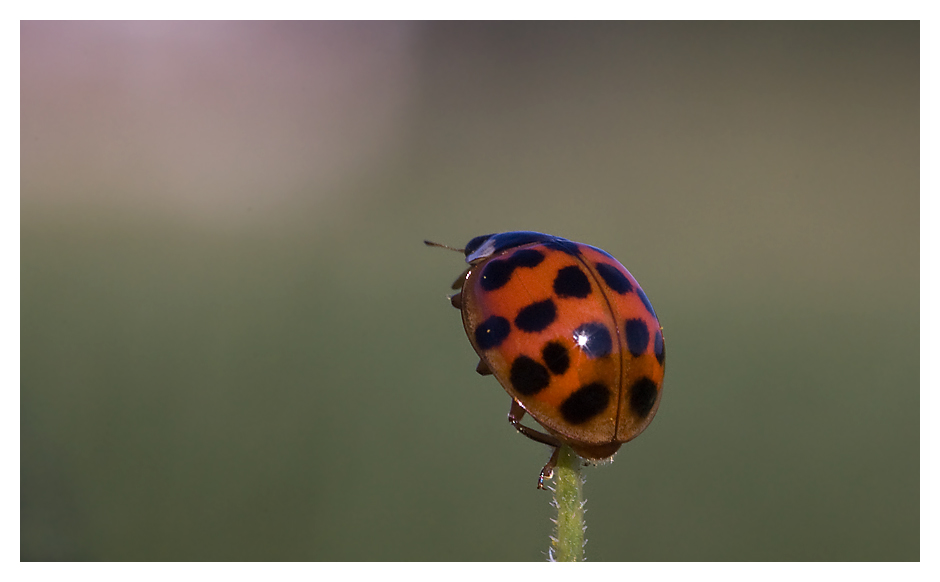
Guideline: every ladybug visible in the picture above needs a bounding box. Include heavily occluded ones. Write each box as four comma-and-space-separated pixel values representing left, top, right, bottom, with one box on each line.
427, 232, 665, 489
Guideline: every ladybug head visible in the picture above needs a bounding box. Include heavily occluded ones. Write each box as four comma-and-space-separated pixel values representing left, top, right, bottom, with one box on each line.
463, 234, 496, 259
464, 231, 559, 264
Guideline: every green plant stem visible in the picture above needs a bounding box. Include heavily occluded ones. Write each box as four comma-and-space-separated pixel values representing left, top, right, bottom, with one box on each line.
550, 445, 584, 561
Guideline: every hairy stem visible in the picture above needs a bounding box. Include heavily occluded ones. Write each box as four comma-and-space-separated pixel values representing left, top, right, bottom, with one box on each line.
550, 445, 584, 561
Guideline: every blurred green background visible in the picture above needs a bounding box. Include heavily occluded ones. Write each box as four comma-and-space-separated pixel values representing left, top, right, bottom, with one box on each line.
21, 21, 918, 561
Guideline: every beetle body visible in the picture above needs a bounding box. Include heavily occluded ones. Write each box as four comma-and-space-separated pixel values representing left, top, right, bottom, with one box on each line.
430, 232, 665, 487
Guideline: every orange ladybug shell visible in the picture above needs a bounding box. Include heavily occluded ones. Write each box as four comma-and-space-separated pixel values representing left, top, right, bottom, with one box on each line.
459, 232, 665, 460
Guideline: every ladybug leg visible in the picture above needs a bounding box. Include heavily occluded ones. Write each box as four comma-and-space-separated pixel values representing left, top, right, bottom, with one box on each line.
508, 400, 562, 490
449, 292, 462, 309
538, 446, 562, 490
508, 400, 560, 447
476, 359, 493, 376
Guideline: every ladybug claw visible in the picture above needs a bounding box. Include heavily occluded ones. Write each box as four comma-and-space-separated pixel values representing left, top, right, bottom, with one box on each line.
537, 467, 554, 490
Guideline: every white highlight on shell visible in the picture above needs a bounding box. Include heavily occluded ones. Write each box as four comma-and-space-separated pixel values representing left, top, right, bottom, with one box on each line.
574, 330, 591, 349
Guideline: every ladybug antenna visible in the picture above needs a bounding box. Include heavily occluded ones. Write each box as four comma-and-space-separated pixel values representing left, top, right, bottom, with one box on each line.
424, 240, 465, 254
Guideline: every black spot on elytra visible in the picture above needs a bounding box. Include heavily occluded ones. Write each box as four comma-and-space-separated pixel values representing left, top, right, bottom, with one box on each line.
474, 316, 510, 350
625, 318, 650, 357
637, 287, 657, 319
479, 249, 545, 292
541, 341, 570, 375
629, 377, 659, 419
654, 329, 665, 366
515, 299, 557, 332
553, 266, 592, 299
560, 383, 610, 425
510, 248, 545, 268
595, 263, 633, 294
480, 259, 514, 291
573, 322, 612, 358
510, 356, 550, 396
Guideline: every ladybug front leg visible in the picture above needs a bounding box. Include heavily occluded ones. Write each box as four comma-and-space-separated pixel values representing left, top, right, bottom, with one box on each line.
508, 399, 562, 489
